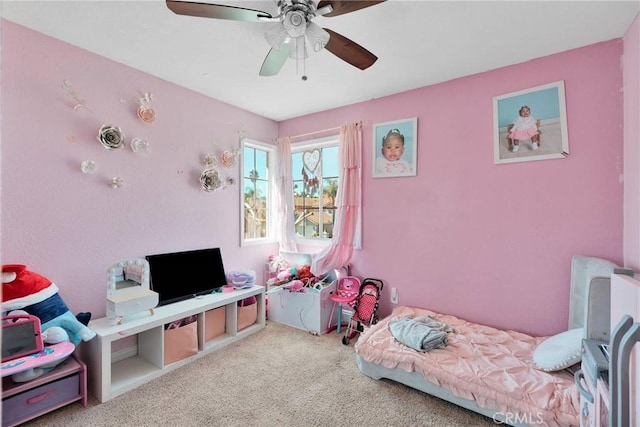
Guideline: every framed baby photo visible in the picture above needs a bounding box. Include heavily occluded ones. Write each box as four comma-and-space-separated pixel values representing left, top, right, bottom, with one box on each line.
372, 117, 418, 178
493, 80, 569, 164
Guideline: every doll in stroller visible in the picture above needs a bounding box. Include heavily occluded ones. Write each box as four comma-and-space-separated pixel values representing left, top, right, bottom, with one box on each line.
342, 278, 383, 345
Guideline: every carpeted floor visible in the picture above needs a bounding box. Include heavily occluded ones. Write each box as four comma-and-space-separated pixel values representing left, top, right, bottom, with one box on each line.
21, 321, 494, 427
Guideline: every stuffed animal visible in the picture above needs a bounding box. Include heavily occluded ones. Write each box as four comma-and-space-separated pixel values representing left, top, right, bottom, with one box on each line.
276, 269, 293, 283
283, 279, 306, 293
1, 264, 96, 346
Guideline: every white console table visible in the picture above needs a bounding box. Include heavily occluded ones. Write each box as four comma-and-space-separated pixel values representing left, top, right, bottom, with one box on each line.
81, 286, 265, 403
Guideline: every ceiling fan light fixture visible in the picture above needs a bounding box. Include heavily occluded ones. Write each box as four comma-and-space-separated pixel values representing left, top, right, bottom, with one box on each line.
288, 36, 308, 60
283, 10, 307, 37
305, 21, 329, 52
165, 0, 387, 76
264, 22, 288, 49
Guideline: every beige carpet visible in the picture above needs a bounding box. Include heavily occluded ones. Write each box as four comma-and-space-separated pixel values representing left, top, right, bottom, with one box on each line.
22, 322, 494, 427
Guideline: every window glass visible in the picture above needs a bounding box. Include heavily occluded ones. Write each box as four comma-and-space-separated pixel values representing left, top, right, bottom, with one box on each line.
241, 140, 273, 244
255, 149, 268, 180
292, 151, 304, 181
240, 136, 359, 247
292, 138, 339, 242
322, 145, 339, 177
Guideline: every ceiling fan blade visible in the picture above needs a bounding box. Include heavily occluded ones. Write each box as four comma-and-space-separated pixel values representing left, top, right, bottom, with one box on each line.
259, 44, 291, 76
323, 28, 377, 70
166, 0, 272, 22
317, 0, 386, 17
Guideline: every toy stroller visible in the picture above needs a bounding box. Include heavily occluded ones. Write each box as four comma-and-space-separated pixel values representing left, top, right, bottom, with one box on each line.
342, 278, 384, 345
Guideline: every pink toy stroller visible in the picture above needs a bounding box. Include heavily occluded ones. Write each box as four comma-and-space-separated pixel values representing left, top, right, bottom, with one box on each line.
342, 278, 383, 345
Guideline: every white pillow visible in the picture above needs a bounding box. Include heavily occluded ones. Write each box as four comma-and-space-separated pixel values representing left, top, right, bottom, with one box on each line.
533, 327, 584, 371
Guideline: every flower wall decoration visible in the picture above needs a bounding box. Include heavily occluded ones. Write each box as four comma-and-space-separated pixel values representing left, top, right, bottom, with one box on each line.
136, 92, 155, 124
220, 148, 240, 167
200, 168, 222, 192
200, 153, 220, 192
98, 125, 126, 150
204, 153, 217, 169
81, 160, 97, 174
68, 85, 158, 188
62, 80, 92, 112
130, 138, 149, 154
199, 152, 237, 192
109, 177, 125, 189
137, 105, 155, 123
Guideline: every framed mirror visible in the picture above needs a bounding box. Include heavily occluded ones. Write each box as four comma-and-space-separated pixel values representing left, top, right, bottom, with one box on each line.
106, 258, 158, 324
107, 258, 149, 292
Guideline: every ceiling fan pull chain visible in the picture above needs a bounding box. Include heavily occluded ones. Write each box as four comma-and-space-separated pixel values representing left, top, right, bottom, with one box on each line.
295, 37, 300, 75
303, 46, 307, 81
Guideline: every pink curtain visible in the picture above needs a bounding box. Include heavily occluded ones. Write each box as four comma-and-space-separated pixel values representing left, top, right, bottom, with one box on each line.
311, 123, 362, 275
275, 137, 297, 252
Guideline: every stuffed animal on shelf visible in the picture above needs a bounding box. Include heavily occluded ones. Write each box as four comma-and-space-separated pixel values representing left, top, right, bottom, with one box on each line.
1, 264, 96, 346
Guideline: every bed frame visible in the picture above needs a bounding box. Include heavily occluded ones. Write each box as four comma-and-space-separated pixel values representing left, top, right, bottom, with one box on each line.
355, 255, 617, 426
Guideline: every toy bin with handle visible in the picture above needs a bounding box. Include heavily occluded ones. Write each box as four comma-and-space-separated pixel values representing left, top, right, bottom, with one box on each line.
163, 316, 198, 365
237, 296, 257, 331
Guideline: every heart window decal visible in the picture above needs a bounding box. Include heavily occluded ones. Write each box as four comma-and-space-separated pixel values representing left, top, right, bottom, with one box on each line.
302, 149, 321, 173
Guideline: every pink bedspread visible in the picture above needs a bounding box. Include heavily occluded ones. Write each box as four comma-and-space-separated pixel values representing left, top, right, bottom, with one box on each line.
354, 306, 579, 426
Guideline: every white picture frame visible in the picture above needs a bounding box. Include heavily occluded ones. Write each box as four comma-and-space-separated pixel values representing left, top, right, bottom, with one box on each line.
372, 117, 418, 178
493, 81, 569, 164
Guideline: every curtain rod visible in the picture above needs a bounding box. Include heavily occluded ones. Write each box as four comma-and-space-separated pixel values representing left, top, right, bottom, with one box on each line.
287, 121, 363, 141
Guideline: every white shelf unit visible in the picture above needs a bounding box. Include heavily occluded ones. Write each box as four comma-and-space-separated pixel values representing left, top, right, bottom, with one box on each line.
81, 286, 265, 403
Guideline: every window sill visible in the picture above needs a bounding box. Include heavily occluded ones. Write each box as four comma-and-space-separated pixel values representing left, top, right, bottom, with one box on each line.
241, 237, 277, 247
295, 237, 332, 247
295, 237, 362, 250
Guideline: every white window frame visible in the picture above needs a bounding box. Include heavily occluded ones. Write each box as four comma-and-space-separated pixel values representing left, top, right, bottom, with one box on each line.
240, 138, 276, 246
291, 136, 361, 249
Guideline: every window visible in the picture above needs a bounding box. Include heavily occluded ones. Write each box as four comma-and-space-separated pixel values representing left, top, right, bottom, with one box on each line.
241, 139, 275, 245
291, 137, 339, 243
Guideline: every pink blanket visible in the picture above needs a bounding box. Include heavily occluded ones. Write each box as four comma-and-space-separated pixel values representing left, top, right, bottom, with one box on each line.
355, 306, 579, 426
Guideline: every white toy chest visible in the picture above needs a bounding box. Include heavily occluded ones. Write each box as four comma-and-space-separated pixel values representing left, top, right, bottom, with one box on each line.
267, 280, 337, 335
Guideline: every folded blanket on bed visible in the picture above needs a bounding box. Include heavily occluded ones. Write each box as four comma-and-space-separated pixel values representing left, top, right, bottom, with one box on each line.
389, 315, 455, 352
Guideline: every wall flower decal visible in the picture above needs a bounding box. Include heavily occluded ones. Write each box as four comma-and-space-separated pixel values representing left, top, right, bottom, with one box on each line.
130, 137, 149, 154
137, 105, 155, 123
200, 168, 221, 192
204, 153, 217, 168
81, 160, 97, 174
220, 149, 240, 167
98, 125, 125, 150
136, 92, 155, 123
109, 177, 124, 188
62, 79, 92, 112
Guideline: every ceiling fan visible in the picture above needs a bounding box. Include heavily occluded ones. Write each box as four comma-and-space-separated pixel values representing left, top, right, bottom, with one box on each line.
166, 0, 386, 76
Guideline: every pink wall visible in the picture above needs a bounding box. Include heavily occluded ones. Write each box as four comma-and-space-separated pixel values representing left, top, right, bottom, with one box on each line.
1, 20, 630, 337
623, 14, 640, 269
0, 20, 278, 318
280, 41, 626, 336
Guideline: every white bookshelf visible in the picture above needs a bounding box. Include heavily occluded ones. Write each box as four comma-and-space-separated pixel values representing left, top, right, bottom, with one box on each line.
81, 286, 265, 402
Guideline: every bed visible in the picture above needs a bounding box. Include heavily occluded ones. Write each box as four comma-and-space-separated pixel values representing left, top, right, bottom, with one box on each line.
354, 255, 617, 426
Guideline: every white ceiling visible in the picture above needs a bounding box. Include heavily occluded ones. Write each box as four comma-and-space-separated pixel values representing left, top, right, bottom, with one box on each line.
1, 0, 638, 121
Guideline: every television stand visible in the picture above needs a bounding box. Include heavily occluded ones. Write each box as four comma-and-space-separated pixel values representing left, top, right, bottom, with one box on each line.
80, 286, 265, 402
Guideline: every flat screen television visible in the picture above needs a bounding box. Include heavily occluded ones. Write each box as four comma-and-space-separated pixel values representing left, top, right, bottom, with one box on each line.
146, 247, 228, 306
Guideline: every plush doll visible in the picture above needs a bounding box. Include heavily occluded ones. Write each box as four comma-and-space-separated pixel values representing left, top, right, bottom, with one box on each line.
283, 279, 306, 293
1, 264, 96, 346
275, 269, 293, 283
